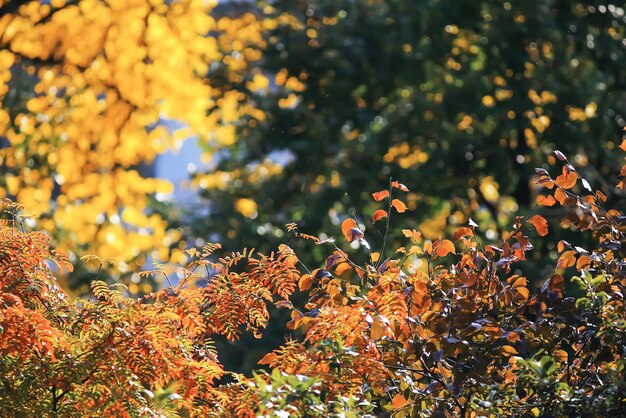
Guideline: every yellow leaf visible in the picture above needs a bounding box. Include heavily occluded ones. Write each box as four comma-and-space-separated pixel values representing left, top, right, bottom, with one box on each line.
235, 198, 257, 218
408, 245, 422, 255
501, 345, 518, 356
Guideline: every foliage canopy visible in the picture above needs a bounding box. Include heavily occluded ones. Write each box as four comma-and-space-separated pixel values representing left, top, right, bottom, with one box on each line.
1, 150, 626, 416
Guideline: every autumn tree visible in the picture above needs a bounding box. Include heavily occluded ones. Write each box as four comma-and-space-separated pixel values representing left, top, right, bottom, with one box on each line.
0, 0, 270, 288
2, 148, 626, 416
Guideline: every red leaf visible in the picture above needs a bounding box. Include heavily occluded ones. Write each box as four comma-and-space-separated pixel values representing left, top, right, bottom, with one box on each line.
528, 214, 548, 236
391, 199, 407, 213
372, 190, 389, 201
372, 209, 387, 222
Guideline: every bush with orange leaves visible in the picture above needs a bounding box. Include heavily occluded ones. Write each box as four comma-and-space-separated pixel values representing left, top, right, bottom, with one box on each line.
1, 148, 626, 417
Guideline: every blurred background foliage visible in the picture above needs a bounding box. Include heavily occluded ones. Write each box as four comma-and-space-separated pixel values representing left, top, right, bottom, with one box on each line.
197, 0, 626, 269
1, 0, 626, 371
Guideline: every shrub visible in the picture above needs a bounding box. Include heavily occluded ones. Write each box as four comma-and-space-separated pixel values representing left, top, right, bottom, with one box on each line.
1, 150, 625, 416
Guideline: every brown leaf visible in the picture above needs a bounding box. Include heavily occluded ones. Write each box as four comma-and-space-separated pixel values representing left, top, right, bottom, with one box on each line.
554, 188, 567, 205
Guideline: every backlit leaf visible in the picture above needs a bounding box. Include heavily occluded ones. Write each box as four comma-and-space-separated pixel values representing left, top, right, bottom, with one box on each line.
528, 214, 548, 236
435, 240, 455, 257
372, 190, 390, 201
536, 195, 556, 207
372, 209, 387, 222
391, 181, 409, 192
341, 218, 359, 242
298, 274, 313, 291
391, 199, 407, 213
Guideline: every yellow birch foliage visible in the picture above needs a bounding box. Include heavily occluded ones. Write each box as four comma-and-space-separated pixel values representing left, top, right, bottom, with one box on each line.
0, 0, 266, 269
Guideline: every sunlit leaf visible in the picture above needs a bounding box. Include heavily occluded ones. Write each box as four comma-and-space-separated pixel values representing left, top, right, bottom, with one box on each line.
528, 214, 548, 236
391, 199, 407, 213
372, 190, 390, 201
372, 209, 387, 222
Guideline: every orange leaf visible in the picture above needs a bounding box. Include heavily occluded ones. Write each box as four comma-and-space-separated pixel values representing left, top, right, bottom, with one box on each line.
453, 227, 474, 241
528, 214, 548, 236
620, 139, 626, 151
372, 190, 389, 201
258, 352, 277, 365
391, 393, 410, 409
556, 250, 576, 269
536, 195, 556, 207
341, 218, 359, 242
391, 181, 409, 192
554, 188, 567, 204
501, 345, 518, 357
391, 199, 407, 213
298, 274, 313, 291
372, 209, 387, 222
515, 286, 529, 300
576, 255, 591, 270
554, 166, 577, 189
371, 318, 385, 340
334, 262, 352, 276
435, 240, 455, 257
